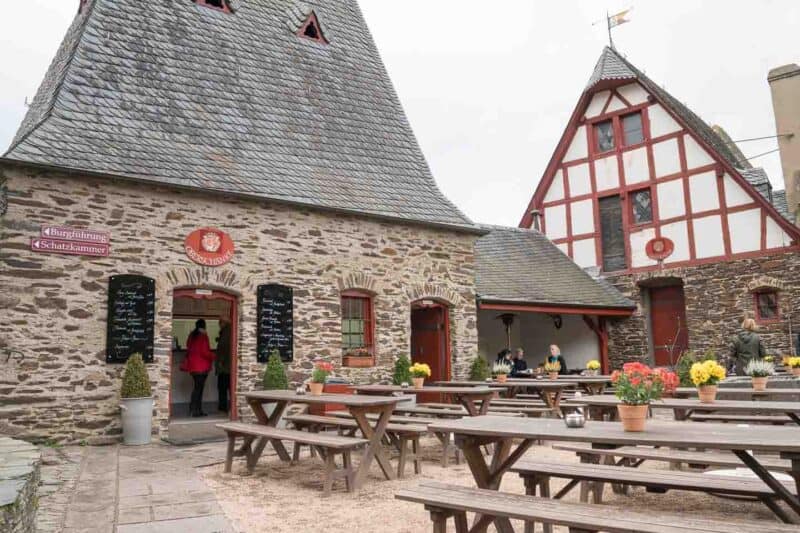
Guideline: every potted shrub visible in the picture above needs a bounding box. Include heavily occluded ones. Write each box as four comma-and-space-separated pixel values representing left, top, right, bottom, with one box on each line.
492, 361, 512, 383
309, 361, 333, 395
745, 359, 774, 391
263, 350, 289, 390
342, 347, 375, 368
409, 362, 431, 388
392, 355, 412, 386
585, 360, 601, 376
544, 361, 561, 380
788, 357, 800, 377
119, 353, 153, 446
469, 357, 490, 381
612, 362, 675, 432
690, 360, 726, 403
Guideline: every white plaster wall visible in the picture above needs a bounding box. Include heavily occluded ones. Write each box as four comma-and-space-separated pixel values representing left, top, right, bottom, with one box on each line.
684, 135, 714, 169
585, 91, 610, 118
689, 171, 719, 213
629, 227, 657, 268
477, 311, 600, 372
622, 147, 649, 184
723, 174, 752, 207
660, 220, 690, 263
594, 155, 619, 191
545, 204, 567, 239
567, 163, 592, 197
564, 126, 588, 162
571, 199, 594, 235
572, 238, 597, 268
692, 215, 725, 258
766, 216, 792, 249
727, 208, 761, 254
618, 83, 649, 105
647, 104, 681, 138
606, 95, 627, 113
544, 170, 565, 202
657, 179, 685, 219
652, 138, 681, 177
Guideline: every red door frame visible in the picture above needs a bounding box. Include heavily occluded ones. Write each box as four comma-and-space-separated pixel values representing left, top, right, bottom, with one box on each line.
171, 288, 239, 421
410, 300, 452, 382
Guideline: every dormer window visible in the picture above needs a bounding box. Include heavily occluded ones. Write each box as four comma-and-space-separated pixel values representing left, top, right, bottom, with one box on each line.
195, 0, 231, 13
298, 12, 328, 44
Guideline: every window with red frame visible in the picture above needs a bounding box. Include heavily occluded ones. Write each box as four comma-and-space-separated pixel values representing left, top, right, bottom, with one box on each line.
341, 292, 373, 353
754, 291, 780, 322
622, 111, 644, 146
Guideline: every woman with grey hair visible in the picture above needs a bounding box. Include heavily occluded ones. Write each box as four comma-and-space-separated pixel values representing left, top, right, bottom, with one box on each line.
729, 318, 766, 376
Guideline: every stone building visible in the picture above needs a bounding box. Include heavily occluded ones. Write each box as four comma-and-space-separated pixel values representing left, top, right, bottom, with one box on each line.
0, 0, 483, 442
520, 47, 800, 369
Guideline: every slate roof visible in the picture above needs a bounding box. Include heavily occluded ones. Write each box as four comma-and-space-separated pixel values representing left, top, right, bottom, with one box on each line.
3, 0, 476, 231
587, 47, 747, 171
475, 225, 635, 309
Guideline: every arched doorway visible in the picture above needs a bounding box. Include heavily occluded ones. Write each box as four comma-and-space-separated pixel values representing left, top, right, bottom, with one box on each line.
410, 299, 451, 386
170, 288, 239, 435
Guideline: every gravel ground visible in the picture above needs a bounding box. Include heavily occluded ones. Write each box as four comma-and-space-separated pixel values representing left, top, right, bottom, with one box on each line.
200, 436, 784, 533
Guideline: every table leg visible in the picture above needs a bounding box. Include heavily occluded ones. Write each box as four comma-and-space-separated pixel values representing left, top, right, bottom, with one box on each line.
737, 450, 800, 523
550, 390, 563, 418
787, 412, 800, 426
457, 394, 485, 416
350, 404, 396, 488
248, 399, 291, 462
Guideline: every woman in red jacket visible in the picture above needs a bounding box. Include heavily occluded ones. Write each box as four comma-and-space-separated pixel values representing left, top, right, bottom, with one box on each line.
184, 319, 216, 417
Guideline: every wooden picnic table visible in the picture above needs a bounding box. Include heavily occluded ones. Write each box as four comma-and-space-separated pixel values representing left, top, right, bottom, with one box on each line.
675, 387, 800, 400
514, 375, 613, 395
435, 380, 573, 413
242, 390, 400, 489
577, 395, 800, 425
351, 385, 501, 416
429, 416, 800, 531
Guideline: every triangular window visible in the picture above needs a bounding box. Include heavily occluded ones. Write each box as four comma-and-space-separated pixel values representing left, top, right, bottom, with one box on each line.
195, 0, 231, 13
298, 12, 328, 44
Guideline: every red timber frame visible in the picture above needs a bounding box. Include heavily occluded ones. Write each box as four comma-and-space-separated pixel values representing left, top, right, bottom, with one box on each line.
519, 79, 800, 276
341, 289, 376, 355
478, 301, 634, 374
171, 288, 239, 421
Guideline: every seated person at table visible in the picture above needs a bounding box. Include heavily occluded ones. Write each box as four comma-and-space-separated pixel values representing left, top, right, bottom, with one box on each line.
495, 348, 512, 365
547, 344, 568, 375
512, 348, 528, 376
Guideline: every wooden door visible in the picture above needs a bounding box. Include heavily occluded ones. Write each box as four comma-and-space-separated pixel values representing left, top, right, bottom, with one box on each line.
649, 286, 689, 367
598, 196, 626, 272
411, 304, 450, 402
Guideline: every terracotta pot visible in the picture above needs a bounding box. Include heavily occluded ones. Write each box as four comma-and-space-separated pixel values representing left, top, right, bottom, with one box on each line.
586, 369, 599, 376
342, 355, 375, 368
617, 404, 649, 432
308, 382, 324, 396
412, 377, 425, 389
496, 374, 508, 383
697, 385, 717, 403
548, 372, 558, 380
751, 376, 768, 391
792, 367, 800, 377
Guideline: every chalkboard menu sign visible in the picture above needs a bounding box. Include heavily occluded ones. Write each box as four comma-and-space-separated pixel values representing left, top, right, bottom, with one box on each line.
257, 284, 293, 362
106, 275, 156, 363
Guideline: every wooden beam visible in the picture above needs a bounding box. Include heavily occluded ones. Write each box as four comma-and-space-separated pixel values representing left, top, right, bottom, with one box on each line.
479, 302, 633, 317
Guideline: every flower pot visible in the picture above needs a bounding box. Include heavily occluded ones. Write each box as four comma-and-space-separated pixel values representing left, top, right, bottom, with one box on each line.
698, 385, 718, 403
751, 376, 768, 391
308, 382, 324, 395
548, 372, 558, 380
120, 397, 154, 446
342, 355, 375, 368
496, 374, 508, 383
586, 369, 599, 376
792, 367, 800, 377
617, 404, 649, 432
412, 377, 425, 389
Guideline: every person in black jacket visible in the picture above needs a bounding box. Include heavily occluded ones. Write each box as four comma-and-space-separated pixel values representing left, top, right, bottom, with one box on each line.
512, 348, 528, 376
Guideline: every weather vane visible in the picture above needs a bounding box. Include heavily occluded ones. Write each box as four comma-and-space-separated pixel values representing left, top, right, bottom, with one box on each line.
595, 8, 632, 49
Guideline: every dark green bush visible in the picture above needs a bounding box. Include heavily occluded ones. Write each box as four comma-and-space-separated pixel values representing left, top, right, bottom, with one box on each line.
121, 353, 152, 398
392, 355, 412, 385
262, 350, 289, 390
675, 349, 717, 387
469, 356, 491, 381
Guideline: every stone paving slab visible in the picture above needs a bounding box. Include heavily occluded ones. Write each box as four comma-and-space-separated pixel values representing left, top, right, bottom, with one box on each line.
117, 513, 233, 533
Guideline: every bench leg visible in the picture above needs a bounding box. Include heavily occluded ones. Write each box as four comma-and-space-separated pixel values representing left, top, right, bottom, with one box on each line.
412, 437, 422, 475
343, 451, 354, 493
224, 434, 236, 473
320, 448, 335, 497
522, 476, 553, 533
453, 511, 469, 533
427, 508, 451, 533
397, 437, 409, 479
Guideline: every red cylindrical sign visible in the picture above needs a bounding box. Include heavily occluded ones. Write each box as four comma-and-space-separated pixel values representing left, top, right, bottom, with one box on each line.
645, 237, 675, 261
184, 228, 235, 267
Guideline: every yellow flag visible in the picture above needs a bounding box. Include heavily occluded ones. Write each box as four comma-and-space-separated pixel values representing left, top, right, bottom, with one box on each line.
609, 8, 632, 28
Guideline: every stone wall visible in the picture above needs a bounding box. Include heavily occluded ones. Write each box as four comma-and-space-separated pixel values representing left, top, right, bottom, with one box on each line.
0, 437, 41, 533
0, 165, 479, 442
606, 253, 800, 368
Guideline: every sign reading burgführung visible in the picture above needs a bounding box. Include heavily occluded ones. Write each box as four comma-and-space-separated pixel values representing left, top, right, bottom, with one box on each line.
31, 225, 111, 257
41, 225, 110, 244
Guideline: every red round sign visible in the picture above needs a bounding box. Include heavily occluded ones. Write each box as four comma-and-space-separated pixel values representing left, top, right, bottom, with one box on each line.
184, 228, 235, 267
645, 237, 675, 261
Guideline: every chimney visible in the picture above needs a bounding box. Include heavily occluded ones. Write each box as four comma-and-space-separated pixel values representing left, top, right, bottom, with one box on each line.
530, 209, 542, 231
768, 63, 800, 222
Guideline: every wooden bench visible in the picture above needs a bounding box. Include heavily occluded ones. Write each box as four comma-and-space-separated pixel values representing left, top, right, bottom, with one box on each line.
689, 413, 794, 425
287, 414, 426, 477
419, 402, 549, 417
511, 461, 798, 523
553, 444, 794, 472
217, 422, 367, 496
395, 481, 799, 533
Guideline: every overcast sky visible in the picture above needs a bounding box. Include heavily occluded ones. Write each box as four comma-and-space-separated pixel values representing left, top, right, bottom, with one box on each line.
1, 1, 797, 227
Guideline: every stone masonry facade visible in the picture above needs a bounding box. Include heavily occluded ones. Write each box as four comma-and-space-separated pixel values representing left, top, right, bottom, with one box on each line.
605, 252, 800, 369
0, 165, 479, 443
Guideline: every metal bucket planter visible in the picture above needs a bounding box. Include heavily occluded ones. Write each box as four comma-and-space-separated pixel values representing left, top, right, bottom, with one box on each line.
120, 397, 154, 445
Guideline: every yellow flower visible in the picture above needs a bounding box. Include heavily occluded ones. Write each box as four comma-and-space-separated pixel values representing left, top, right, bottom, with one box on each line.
409, 362, 431, 378
692, 361, 725, 386
788, 357, 800, 369
586, 360, 601, 370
